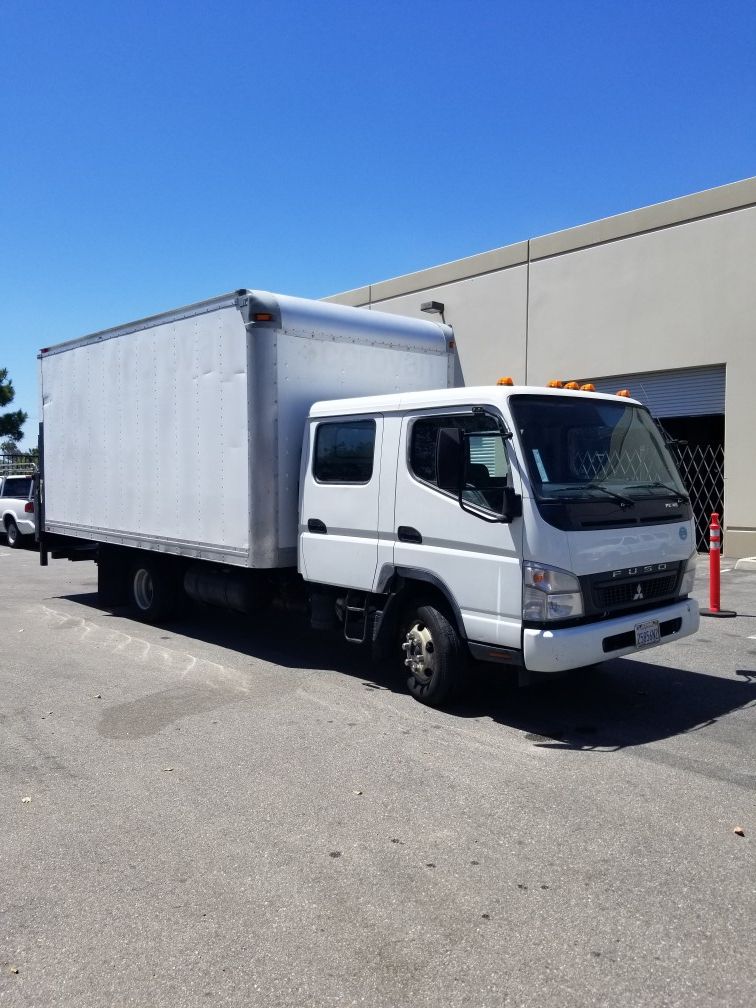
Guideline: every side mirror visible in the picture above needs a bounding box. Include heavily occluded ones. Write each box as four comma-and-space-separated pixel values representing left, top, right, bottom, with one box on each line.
460, 431, 522, 523
500, 485, 523, 522
436, 427, 463, 491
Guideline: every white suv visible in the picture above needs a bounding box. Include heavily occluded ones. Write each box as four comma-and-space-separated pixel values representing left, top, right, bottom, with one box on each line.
0, 474, 36, 548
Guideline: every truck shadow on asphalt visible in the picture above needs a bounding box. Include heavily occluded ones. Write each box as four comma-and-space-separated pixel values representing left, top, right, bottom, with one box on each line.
455, 663, 756, 759
61, 591, 756, 756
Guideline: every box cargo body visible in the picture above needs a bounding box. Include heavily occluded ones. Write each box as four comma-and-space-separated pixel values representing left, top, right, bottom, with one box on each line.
39, 290, 453, 568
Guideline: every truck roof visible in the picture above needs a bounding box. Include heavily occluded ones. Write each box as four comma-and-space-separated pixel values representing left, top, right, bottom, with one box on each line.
309, 385, 643, 417
39, 289, 452, 357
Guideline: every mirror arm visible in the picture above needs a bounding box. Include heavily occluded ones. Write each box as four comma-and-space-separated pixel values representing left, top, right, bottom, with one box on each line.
471, 405, 514, 440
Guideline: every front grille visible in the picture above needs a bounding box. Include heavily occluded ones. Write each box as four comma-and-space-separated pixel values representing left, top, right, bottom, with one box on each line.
593, 573, 678, 611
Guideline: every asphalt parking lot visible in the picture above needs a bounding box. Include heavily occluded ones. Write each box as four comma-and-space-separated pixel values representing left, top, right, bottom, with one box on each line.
1, 545, 754, 1008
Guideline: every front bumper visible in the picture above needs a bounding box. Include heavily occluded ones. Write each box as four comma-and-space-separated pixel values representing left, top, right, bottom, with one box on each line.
523, 598, 699, 673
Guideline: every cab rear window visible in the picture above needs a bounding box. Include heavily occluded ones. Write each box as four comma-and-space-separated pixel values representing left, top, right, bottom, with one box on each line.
313, 420, 376, 484
2, 477, 32, 498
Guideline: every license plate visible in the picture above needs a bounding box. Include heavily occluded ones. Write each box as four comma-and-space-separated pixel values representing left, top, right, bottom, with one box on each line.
635, 619, 661, 648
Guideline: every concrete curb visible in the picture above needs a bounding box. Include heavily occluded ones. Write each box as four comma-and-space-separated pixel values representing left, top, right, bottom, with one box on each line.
734, 557, 756, 572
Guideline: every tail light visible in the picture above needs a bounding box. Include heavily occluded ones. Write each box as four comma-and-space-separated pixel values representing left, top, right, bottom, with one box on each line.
24, 501, 34, 513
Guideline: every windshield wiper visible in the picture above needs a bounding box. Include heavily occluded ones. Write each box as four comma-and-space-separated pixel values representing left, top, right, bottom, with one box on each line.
557, 483, 635, 507
626, 481, 688, 500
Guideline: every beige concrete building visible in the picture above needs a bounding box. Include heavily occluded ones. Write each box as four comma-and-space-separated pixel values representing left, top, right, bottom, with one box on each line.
327, 177, 756, 558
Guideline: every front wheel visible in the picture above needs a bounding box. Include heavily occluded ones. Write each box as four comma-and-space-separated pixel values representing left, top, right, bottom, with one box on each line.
6, 519, 22, 549
401, 603, 466, 707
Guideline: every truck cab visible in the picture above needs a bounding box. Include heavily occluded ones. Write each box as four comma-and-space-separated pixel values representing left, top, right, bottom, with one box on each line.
299, 385, 699, 704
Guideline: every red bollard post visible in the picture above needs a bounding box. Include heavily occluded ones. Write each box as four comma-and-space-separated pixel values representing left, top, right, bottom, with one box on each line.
709, 513, 721, 611
701, 512, 736, 617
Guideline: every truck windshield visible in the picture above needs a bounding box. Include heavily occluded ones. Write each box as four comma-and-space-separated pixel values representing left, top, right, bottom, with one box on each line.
509, 395, 687, 501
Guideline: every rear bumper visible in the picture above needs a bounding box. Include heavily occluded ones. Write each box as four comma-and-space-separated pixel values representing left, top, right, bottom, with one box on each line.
523, 598, 699, 673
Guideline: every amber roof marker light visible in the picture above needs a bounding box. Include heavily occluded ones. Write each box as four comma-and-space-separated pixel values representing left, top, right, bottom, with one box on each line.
547, 380, 564, 388
580, 383, 596, 392
496, 377, 514, 386
564, 381, 580, 390
616, 389, 631, 397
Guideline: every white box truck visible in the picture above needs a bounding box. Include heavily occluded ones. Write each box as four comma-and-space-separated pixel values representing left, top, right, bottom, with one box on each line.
39, 289, 699, 706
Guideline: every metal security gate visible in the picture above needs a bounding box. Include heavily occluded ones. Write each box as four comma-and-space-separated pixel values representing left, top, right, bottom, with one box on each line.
670, 442, 725, 552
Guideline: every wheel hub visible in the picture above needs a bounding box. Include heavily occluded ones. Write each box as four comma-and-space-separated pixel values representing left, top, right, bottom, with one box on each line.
402, 622, 436, 683
133, 569, 155, 610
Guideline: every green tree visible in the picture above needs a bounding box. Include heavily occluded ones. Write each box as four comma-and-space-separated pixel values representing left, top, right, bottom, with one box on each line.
0, 368, 28, 446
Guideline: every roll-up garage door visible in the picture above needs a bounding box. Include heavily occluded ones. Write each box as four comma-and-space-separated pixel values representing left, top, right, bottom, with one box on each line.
582, 364, 725, 417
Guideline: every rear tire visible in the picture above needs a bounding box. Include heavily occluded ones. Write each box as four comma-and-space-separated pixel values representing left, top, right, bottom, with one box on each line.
128, 558, 181, 623
400, 603, 466, 707
6, 519, 22, 549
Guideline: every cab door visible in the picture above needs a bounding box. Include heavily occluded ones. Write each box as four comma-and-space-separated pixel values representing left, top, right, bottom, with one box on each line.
393, 410, 523, 648
299, 415, 383, 591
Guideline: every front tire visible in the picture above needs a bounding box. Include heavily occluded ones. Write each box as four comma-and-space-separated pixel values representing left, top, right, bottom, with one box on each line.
6, 519, 22, 549
401, 603, 465, 707
128, 559, 180, 623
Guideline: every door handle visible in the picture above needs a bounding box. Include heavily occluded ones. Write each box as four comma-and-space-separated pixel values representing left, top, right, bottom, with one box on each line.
397, 526, 422, 544
308, 518, 327, 534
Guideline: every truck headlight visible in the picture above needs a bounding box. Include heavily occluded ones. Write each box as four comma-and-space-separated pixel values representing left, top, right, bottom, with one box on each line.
679, 551, 698, 596
523, 562, 584, 621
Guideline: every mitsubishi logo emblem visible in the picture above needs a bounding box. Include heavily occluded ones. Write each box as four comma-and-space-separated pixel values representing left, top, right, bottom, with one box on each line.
633, 583, 644, 600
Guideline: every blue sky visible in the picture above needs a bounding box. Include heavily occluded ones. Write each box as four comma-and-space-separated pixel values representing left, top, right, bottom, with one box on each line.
2, 0, 755, 447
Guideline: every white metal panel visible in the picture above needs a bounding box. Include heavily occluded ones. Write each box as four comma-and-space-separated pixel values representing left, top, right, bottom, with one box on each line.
299, 417, 384, 590
41, 292, 453, 570
275, 293, 450, 354
392, 412, 524, 649
563, 519, 696, 576
308, 383, 640, 418
583, 365, 726, 418
277, 328, 450, 559
42, 306, 250, 561
41, 291, 242, 357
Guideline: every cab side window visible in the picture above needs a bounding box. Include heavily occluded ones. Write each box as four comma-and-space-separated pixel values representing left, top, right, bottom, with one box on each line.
313, 419, 376, 484
409, 413, 510, 514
